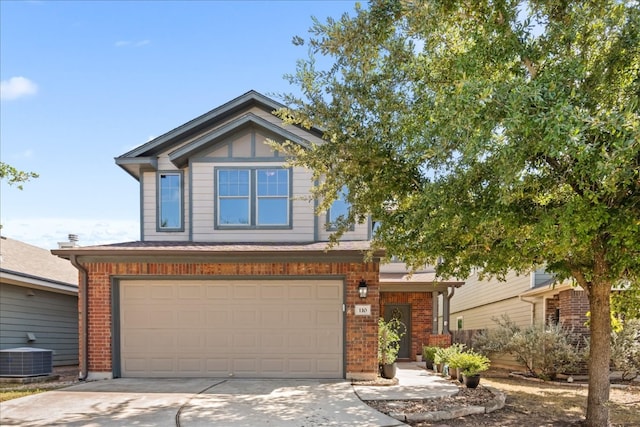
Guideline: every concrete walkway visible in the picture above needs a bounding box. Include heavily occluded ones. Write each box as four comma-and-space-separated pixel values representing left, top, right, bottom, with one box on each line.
0, 363, 457, 427
354, 362, 459, 401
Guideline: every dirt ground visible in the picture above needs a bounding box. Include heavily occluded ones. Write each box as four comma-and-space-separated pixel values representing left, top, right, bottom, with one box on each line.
367, 368, 640, 427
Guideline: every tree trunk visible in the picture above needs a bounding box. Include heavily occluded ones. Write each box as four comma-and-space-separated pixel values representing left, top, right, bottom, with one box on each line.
585, 280, 612, 427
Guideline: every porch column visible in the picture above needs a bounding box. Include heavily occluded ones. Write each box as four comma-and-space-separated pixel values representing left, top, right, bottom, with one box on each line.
432, 291, 439, 334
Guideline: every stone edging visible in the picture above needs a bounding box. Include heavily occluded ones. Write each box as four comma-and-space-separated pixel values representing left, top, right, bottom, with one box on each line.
387, 386, 506, 423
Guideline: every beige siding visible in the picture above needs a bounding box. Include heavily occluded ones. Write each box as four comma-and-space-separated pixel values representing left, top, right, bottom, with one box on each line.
317, 219, 370, 242
451, 271, 532, 313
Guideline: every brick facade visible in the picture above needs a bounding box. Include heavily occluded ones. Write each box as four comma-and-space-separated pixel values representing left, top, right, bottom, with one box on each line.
558, 289, 590, 338
79, 260, 380, 380
545, 294, 560, 325
380, 292, 433, 359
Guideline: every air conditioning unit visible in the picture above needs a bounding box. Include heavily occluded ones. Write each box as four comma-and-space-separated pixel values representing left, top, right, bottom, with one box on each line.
0, 347, 53, 377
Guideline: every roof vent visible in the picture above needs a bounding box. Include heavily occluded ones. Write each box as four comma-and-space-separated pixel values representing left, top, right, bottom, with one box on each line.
58, 233, 79, 249
0, 347, 53, 377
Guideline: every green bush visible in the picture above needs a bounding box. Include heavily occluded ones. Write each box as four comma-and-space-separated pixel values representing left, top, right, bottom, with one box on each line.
455, 351, 491, 376
611, 319, 640, 381
433, 343, 466, 365
378, 317, 406, 365
422, 346, 438, 362
472, 315, 585, 380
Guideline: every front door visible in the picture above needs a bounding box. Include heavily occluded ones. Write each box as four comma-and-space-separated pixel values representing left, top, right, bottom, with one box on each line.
384, 304, 411, 360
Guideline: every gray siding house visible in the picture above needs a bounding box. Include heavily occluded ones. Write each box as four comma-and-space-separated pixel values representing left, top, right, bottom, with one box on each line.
0, 236, 79, 366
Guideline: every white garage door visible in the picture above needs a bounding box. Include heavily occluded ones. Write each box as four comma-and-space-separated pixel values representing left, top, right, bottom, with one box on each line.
119, 279, 344, 378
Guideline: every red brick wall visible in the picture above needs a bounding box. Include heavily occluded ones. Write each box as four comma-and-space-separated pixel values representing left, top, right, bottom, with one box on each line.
559, 289, 590, 338
545, 295, 560, 325
79, 260, 379, 378
428, 334, 452, 347
380, 292, 433, 359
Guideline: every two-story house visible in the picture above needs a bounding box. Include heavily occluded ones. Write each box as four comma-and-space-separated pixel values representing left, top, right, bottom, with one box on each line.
53, 91, 459, 381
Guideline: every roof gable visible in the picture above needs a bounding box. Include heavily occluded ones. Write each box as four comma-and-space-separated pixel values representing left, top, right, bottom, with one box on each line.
115, 90, 323, 178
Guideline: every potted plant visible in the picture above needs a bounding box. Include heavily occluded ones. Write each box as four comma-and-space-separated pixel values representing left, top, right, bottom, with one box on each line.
447, 351, 466, 383
378, 317, 406, 379
422, 346, 438, 370
433, 343, 465, 377
458, 351, 491, 388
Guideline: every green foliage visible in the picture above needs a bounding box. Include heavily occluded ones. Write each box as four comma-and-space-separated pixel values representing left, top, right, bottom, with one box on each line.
378, 317, 406, 365
433, 343, 466, 366
610, 319, 640, 381
0, 162, 38, 190
279, 2, 639, 423
421, 345, 438, 362
474, 316, 586, 380
612, 287, 640, 321
454, 351, 491, 377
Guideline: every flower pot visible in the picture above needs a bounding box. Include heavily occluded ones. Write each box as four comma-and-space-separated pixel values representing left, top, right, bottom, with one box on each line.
416, 354, 422, 362
458, 369, 464, 383
381, 363, 397, 379
425, 359, 434, 370
463, 374, 481, 389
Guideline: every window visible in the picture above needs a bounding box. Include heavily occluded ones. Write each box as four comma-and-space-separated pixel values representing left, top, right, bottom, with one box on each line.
456, 317, 463, 331
327, 187, 350, 230
216, 168, 290, 228
158, 172, 182, 230
256, 169, 289, 225
218, 170, 250, 225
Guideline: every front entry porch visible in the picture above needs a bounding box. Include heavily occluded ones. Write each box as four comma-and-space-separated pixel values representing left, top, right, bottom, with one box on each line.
379, 265, 465, 359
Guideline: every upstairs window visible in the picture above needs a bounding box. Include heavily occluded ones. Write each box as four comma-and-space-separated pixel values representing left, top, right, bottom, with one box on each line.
216, 168, 290, 228
327, 187, 351, 230
218, 170, 250, 225
158, 172, 183, 230
256, 169, 289, 225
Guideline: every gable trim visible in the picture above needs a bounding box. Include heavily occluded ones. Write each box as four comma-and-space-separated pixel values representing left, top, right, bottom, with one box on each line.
168, 113, 310, 168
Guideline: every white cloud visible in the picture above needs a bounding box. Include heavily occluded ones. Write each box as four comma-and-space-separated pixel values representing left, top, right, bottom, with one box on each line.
0, 217, 139, 249
0, 76, 38, 100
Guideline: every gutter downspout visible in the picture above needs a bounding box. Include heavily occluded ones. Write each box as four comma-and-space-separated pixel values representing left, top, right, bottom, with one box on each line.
70, 255, 88, 381
519, 295, 536, 325
443, 287, 455, 335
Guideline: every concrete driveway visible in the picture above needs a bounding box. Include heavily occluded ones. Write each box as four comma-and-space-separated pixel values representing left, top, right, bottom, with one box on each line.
0, 378, 406, 427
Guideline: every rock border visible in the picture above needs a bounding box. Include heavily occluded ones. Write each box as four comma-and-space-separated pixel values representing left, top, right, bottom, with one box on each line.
387, 386, 506, 423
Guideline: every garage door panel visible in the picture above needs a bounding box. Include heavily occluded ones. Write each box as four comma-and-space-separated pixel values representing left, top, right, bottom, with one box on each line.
205, 285, 229, 299
317, 283, 341, 299
233, 285, 258, 299
178, 284, 203, 299
120, 279, 343, 378
150, 285, 174, 299
289, 285, 313, 299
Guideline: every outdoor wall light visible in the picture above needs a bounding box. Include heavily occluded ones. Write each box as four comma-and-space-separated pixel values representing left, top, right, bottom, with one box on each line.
358, 279, 368, 298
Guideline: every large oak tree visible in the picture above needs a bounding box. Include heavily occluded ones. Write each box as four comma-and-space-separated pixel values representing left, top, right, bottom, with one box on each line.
276, 1, 640, 425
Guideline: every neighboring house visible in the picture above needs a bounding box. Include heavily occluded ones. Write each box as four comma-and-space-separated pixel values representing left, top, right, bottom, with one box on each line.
442, 268, 589, 369
0, 236, 79, 366
52, 90, 461, 381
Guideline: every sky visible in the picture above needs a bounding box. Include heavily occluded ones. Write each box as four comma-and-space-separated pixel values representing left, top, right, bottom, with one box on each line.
0, 0, 358, 250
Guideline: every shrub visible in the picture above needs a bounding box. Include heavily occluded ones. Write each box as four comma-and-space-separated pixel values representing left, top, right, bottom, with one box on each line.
378, 317, 406, 365
472, 315, 585, 380
422, 346, 438, 362
611, 319, 640, 381
456, 351, 491, 376
433, 343, 465, 366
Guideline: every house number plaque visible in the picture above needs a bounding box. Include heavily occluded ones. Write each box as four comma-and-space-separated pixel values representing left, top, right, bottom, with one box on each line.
355, 304, 371, 316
